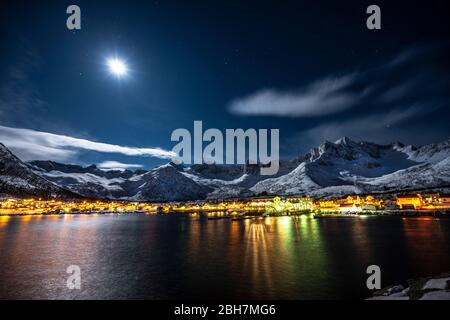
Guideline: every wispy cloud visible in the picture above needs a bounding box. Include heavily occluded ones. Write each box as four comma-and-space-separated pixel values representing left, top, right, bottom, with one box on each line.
231, 45, 449, 155
301, 104, 436, 146
228, 46, 438, 119
228, 74, 361, 117
377, 81, 415, 104
384, 45, 428, 69
97, 161, 144, 171
0, 125, 176, 161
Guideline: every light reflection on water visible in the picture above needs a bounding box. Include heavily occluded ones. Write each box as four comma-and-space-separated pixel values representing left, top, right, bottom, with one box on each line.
243, 220, 274, 296
0, 214, 448, 299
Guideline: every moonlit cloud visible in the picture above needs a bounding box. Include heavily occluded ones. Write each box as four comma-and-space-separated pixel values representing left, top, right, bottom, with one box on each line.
300, 104, 436, 146
0, 125, 176, 161
385, 46, 428, 69
227, 46, 439, 119
378, 81, 415, 104
228, 74, 359, 117
97, 161, 143, 171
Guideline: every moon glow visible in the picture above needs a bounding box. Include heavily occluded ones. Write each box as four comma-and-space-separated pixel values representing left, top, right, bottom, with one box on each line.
107, 58, 127, 77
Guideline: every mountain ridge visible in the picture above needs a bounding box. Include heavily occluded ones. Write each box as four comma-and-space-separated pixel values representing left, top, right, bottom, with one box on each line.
1, 137, 450, 201
0, 143, 81, 199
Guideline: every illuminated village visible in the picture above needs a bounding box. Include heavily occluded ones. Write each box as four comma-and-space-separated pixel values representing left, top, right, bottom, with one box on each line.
1, 193, 449, 216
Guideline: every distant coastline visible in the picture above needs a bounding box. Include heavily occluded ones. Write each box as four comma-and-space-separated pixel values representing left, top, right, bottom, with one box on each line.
1, 193, 449, 217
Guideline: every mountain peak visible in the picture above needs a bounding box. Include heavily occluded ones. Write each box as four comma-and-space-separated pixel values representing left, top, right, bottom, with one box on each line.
334, 136, 355, 145
3, 137, 450, 201
0, 143, 80, 199
392, 141, 405, 148
0, 142, 13, 155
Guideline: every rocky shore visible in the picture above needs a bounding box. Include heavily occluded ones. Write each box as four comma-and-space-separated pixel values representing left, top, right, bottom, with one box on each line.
368, 272, 450, 300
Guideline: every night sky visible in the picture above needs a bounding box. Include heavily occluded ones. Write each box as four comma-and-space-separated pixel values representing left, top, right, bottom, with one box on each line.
0, 0, 449, 170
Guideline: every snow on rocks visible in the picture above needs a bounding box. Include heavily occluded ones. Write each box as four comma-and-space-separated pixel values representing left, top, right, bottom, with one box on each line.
420, 291, 450, 300
2, 137, 450, 201
422, 277, 450, 291
368, 272, 450, 300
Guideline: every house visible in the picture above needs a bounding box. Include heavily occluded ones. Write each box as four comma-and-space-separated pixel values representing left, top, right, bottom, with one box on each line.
384, 200, 399, 210
363, 195, 383, 209
362, 204, 377, 211
396, 194, 423, 210
438, 194, 450, 207
422, 194, 440, 206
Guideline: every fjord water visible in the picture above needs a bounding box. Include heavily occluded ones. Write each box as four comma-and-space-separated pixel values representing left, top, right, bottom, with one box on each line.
0, 214, 449, 299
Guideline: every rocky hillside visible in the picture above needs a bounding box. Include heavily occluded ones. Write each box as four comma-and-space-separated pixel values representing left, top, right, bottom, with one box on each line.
2, 137, 449, 201
0, 143, 79, 199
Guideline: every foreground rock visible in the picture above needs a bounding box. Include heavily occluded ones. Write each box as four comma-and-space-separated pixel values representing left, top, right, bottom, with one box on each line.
368, 272, 450, 300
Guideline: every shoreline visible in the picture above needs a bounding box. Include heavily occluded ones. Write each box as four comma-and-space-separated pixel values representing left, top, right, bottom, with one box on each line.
368, 272, 450, 300
313, 209, 450, 218
1, 209, 449, 218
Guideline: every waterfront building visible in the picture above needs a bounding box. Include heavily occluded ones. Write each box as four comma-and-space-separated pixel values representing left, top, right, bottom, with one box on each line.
396, 194, 423, 210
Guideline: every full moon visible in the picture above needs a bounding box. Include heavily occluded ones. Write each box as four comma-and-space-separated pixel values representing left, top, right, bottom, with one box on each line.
107, 58, 128, 77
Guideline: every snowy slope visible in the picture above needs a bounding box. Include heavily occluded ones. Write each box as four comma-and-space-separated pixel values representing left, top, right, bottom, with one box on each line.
0, 143, 79, 199
251, 137, 450, 196
29, 162, 131, 199
128, 163, 210, 201
393, 138, 450, 163
3, 137, 447, 200
31, 161, 209, 201
251, 163, 321, 194
358, 156, 450, 191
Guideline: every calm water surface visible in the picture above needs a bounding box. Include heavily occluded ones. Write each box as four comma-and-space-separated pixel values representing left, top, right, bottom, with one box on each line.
0, 214, 449, 299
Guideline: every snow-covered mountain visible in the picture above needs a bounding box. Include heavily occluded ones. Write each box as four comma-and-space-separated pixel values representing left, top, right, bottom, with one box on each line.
393, 139, 450, 163
126, 164, 211, 201
29, 160, 295, 201
2, 137, 449, 201
0, 143, 79, 199
29, 161, 211, 201
28, 160, 140, 199
251, 137, 450, 197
